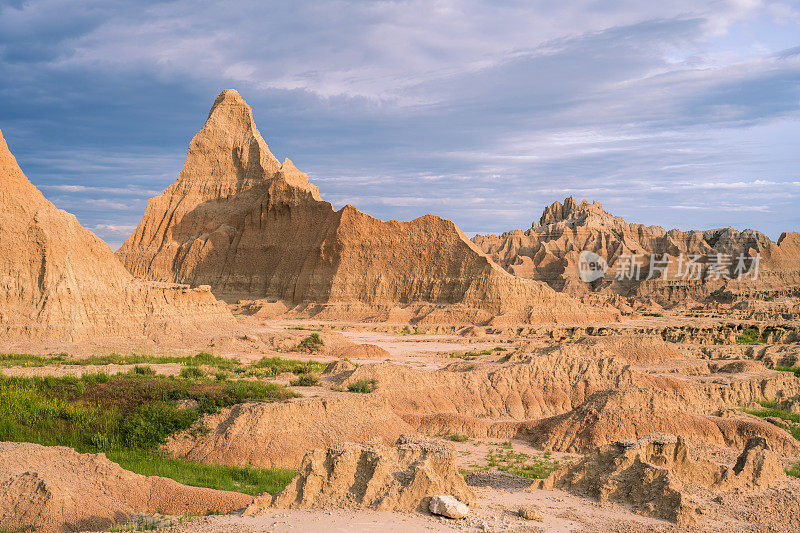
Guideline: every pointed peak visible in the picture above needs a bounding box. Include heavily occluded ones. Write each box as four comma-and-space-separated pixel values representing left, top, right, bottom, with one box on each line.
280, 157, 298, 171
206, 89, 253, 124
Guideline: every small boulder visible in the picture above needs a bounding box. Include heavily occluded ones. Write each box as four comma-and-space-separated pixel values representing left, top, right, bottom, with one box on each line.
429, 495, 469, 519
518, 505, 543, 521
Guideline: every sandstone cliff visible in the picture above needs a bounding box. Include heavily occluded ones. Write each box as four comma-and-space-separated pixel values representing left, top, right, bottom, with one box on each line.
473, 196, 800, 304
117, 90, 614, 324
0, 128, 234, 343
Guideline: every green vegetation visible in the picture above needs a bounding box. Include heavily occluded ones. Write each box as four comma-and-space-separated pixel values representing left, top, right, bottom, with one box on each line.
450, 349, 492, 360
347, 378, 377, 393
788, 461, 800, 478
108, 449, 295, 496
179, 366, 205, 379
736, 327, 766, 344
644, 312, 664, 317
444, 433, 469, 442
484, 443, 571, 479
132, 365, 156, 376
294, 333, 324, 354
0, 351, 242, 371
0, 373, 297, 494
742, 404, 800, 442
775, 366, 800, 378
248, 356, 326, 377
289, 373, 320, 387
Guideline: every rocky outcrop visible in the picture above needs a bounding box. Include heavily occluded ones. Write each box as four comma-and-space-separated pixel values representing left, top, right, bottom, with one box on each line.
164, 395, 414, 468
538, 434, 785, 524
0, 442, 252, 533
526, 388, 800, 455
473, 196, 800, 305
0, 128, 234, 344
117, 90, 615, 324
244, 435, 474, 513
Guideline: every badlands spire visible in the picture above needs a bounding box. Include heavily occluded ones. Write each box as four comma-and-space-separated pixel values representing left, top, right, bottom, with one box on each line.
118, 90, 614, 323
0, 128, 233, 344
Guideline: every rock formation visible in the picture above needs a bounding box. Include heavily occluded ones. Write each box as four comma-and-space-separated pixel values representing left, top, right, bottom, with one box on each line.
244, 435, 474, 514
164, 395, 414, 468
0, 128, 234, 344
538, 434, 785, 524
117, 90, 615, 324
0, 442, 252, 533
473, 196, 800, 306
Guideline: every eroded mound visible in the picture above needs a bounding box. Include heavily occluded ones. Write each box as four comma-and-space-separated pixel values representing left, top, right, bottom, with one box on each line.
0, 442, 251, 533
527, 388, 800, 454
165, 395, 413, 468
244, 435, 474, 514
334, 343, 391, 359
538, 434, 785, 525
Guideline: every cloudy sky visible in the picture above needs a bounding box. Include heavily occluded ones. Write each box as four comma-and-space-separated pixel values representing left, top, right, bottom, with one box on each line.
1, 0, 799, 247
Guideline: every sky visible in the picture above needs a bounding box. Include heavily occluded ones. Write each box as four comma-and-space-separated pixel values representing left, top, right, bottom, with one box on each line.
1, 0, 799, 248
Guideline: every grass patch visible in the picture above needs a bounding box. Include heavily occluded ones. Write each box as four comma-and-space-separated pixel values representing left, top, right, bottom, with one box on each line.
741, 404, 800, 442
450, 350, 492, 360
294, 333, 324, 354
179, 366, 205, 379
248, 356, 326, 377
736, 327, 766, 344
107, 448, 295, 496
289, 374, 320, 387
347, 378, 377, 393
644, 312, 663, 317
0, 373, 297, 494
444, 433, 469, 442
788, 461, 800, 478
0, 351, 242, 371
485, 445, 570, 479
775, 366, 800, 378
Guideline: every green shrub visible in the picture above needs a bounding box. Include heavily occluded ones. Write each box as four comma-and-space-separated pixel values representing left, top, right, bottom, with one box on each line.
290, 374, 320, 386
214, 371, 229, 381
251, 356, 326, 376
736, 327, 765, 344
347, 378, 377, 393
295, 333, 324, 354
179, 366, 205, 379
132, 365, 156, 376
444, 433, 469, 442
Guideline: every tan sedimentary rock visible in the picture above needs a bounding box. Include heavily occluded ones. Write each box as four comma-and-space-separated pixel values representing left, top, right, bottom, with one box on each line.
164, 395, 414, 468
526, 388, 800, 455
244, 435, 474, 514
0, 442, 252, 533
473, 196, 800, 305
117, 90, 615, 324
0, 129, 234, 344
538, 434, 785, 524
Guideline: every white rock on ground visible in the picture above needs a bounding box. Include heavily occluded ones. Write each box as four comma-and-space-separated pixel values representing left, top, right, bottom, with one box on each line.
429, 495, 469, 519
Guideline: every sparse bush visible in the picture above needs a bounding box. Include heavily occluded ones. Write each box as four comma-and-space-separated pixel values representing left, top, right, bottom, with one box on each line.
214, 371, 229, 381
290, 373, 320, 386
347, 378, 377, 393
132, 365, 156, 376
295, 333, 324, 354
179, 366, 205, 379
736, 327, 765, 344
251, 356, 326, 376
444, 433, 469, 442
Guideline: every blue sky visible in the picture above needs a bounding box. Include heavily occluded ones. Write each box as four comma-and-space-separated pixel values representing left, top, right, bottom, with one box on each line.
1, 0, 799, 248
